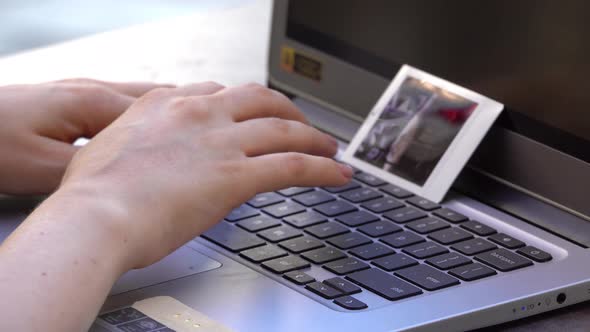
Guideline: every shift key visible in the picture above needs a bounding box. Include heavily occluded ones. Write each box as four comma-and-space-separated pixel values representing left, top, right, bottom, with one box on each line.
346, 268, 422, 301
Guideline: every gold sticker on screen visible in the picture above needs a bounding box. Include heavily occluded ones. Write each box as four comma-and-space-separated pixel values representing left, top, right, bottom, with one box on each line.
280, 46, 322, 81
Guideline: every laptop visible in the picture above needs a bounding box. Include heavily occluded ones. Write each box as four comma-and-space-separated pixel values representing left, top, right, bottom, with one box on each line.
0, 1, 586, 331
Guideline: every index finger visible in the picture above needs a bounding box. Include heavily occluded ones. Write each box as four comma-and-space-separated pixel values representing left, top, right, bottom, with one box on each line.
213, 83, 309, 124
56, 78, 175, 97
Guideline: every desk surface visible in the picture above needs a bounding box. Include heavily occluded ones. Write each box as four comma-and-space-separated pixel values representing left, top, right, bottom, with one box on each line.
0, 0, 588, 330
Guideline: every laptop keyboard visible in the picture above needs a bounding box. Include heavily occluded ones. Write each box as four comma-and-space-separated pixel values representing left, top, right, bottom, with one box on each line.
201, 171, 553, 311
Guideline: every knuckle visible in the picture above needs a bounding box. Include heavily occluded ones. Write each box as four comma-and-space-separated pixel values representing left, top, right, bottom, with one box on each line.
267, 118, 291, 134
169, 96, 212, 122
283, 153, 307, 177
200, 81, 225, 91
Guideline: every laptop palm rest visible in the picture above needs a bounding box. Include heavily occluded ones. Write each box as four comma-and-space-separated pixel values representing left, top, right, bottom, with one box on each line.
110, 245, 222, 296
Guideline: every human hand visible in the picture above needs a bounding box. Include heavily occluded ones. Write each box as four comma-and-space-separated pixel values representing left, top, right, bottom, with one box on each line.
0, 78, 172, 195
58, 82, 352, 270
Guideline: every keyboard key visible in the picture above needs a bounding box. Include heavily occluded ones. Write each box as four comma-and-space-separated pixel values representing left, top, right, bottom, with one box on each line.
323, 257, 369, 275
451, 238, 497, 256
283, 270, 315, 285
349, 243, 394, 260
293, 190, 335, 207
380, 184, 413, 199
336, 210, 379, 227
516, 246, 552, 262
327, 232, 372, 250
381, 231, 425, 248
258, 225, 302, 242
346, 268, 422, 301
237, 215, 281, 232
361, 197, 404, 213
202, 222, 265, 252
372, 253, 418, 271
305, 222, 350, 239
395, 264, 460, 291
461, 220, 497, 236
449, 263, 497, 281
305, 281, 342, 299
324, 277, 361, 295
406, 217, 450, 234
406, 197, 440, 211
323, 181, 361, 193
283, 211, 327, 228
428, 227, 473, 245
239, 244, 287, 263
262, 255, 310, 274
489, 233, 526, 249
402, 241, 449, 259
433, 208, 468, 223
314, 200, 357, 217
358, 220, 402, 237
354, 172, 387, 186
279, 236, 324, 253
426, 252, 471, 270
263, 201, 306, 218
277, 187, 313, 197
333, 296, 368, 310
384, 207, 427, 223
340, 188, 383, 203
475, 248, 533, 272
247, 192, 285, 208
225, 205, 259, 222
302, 247, 347, 264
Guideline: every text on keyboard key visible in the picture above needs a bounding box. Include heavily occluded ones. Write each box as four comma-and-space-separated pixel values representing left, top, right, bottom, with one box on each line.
489, 233, 526, 249
305, 281, 342, 299
395, 264, 460, 291
283, 270, 315, 285
461, 220, 496, 236
279, 236, 324, 253
361, 197, 404, 213
451, 238, 497, 256
323, 257, 369, 275
357, 220, 402, 237
336, 210, 379, 227
406, 217, 450, 234
333, 296, 368, 310
402, 241, 449, 259
349, 242, 395, 260
302, 247, 347, 264
247, 192, 285, 208
425, 252, 471, 270
262, 255, 310, 274
475, 248, 533, 272
327, 232, 372, 250
380, 231, 425, 248
262, 201, 306, 218
346, 268, 422, 301
283, 211, 327, 228
324, 277, 362, 295
372, 253, 418, 272
239, 245, 288, 263
257, 225, 302, 242
384, 207, 427, 223
305, 222, 350, 239
516, 246, 552, 262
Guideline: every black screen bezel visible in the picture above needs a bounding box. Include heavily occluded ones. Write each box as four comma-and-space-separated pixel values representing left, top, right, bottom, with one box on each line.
286, 18, 590, 164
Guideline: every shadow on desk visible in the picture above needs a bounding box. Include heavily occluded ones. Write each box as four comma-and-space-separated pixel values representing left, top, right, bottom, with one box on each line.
473, 300, 590, 332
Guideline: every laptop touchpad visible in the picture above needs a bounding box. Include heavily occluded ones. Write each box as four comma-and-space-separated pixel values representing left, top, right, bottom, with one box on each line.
110, 246, 222, 295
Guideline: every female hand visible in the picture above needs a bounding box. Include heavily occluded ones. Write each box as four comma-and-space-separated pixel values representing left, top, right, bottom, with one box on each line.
59, 82, 352, 269
0, 78, 172, 195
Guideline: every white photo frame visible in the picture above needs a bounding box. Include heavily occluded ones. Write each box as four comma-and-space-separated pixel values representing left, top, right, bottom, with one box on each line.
342, 65, 503, 203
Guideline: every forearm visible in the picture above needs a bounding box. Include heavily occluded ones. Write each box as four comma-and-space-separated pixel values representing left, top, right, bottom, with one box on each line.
0, 186, 132, 331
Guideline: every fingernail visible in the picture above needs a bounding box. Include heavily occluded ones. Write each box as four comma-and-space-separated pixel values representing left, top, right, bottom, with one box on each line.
326, 134, 338, 148
338, 163, 353, 179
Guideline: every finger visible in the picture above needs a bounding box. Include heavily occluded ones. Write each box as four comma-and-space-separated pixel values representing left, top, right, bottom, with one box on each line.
232, 118, 337, 157
171, 81, 226, 97
243, 153, 353, 194
55, 78, 175, 97
1, 137, 78, 194
215, 83, 308, 123
50, 85, 136, 139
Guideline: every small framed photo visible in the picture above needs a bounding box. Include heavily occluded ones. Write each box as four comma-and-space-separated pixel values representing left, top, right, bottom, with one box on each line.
342, 65, 503, 203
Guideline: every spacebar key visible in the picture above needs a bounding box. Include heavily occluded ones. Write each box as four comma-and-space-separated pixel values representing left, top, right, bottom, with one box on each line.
202, 222, 265, 252
346, 268, 422, 301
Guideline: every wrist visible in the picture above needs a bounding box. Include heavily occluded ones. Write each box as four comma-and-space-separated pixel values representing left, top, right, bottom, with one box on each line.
47, 182, 137, 274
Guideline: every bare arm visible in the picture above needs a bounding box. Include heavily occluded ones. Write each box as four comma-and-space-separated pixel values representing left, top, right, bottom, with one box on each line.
0, 81, 352, 331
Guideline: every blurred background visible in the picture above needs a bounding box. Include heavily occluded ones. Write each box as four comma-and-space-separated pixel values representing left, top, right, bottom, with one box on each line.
0, 0, 250, 56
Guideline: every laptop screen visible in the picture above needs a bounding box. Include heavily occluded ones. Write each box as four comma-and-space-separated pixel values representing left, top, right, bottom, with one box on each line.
286, 1, 590, 162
